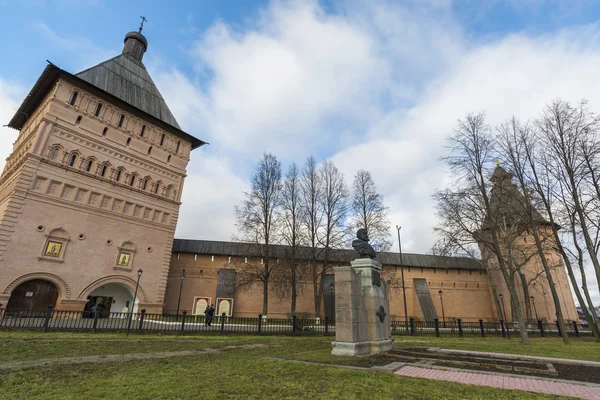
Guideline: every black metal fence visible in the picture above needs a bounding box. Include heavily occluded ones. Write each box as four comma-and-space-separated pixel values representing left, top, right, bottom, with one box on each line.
391, 318, 595, 338
0, 307, 335, 336
0, 307, 594, 339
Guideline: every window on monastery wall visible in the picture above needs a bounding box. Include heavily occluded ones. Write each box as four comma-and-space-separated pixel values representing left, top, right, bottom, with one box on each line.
85, 159, 94, 172
48, 146, 61, 161
40, 228, 70, 263
69, 91, 78, 106
99, 164, 109, 177
75, 116, 82, 125
115, 169, 123, 182
140, 125, 146, 137
153, 181, 162, 194
141, 177, 150, 191
176, 141, 181, 153
102, 127, 108, 137
160, 134, 165, 146
129, 174, 137, 187
67, 153, 78, 167
118, 114, 125, 128
94, 103, 103, 117
126, 137, 131, 147
164, 185, 173, 199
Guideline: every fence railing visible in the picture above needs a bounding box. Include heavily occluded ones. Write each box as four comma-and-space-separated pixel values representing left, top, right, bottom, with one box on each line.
0, 307, 594, 338
0, 307, 336, 336
391, 318, 595, 338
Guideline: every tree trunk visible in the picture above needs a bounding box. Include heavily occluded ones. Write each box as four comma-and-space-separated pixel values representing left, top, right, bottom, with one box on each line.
263, 272, 269, 316
530, 227, 569, 344
520, 273, 532, 322
291, 260, 297, 314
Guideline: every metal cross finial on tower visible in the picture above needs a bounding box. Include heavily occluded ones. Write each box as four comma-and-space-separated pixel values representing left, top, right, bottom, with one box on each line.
139, 16, 148, 32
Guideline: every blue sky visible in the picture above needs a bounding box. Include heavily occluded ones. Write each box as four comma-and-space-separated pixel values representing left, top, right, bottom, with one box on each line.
1, 0, 600, 88
1, 0, 600, 303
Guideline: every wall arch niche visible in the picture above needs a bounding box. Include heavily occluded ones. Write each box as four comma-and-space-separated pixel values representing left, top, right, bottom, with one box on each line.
115, 241, 136, 271
38, 228, 70, 263
5, 279, 59, 312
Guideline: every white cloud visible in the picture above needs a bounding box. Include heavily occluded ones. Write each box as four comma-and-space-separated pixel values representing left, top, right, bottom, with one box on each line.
159, 1, 600, 303
0, 79, 23, 169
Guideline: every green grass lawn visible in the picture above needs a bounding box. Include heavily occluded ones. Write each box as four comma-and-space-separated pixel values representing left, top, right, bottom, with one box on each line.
0, 331, 590, 399
392, 335, 600, 362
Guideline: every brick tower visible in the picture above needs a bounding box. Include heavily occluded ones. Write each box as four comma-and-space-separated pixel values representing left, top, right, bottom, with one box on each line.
479, 165, 578, 323
0, 26, 205, 314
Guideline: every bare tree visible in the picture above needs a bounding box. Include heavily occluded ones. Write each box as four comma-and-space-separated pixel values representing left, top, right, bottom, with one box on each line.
433, 112, 530, 343
349, 170, 392, 251
314, 160, 350, 317
532, 100, 600, 337
277, 163, 303, 313
299, 156, 324, 317
233, 153, 282, 316
496, 117, 569, 343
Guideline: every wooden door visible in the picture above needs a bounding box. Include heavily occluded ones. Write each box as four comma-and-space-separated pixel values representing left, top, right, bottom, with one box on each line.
6, 279, 58, 311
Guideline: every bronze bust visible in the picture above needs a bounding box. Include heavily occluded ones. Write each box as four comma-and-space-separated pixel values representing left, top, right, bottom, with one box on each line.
352, 228, 376, 259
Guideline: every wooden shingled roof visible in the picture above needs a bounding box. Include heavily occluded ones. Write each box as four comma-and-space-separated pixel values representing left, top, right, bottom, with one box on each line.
172, 239, 484, 270
75, 54, 181, 130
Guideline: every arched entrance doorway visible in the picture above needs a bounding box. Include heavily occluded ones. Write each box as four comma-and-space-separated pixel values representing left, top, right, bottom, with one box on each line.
6, 279, 58, 311
86, 283, 135, 318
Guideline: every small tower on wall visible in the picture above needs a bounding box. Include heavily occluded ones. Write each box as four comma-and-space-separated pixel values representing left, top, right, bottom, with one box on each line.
0, 26, 205, 314
479, 165, 578, 323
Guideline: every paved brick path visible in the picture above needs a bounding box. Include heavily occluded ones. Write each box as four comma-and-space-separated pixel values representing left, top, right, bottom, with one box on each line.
394, 365, 600, 399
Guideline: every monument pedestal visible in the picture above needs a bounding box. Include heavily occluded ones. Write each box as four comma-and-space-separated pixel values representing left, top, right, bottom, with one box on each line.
331, 258, 393, 356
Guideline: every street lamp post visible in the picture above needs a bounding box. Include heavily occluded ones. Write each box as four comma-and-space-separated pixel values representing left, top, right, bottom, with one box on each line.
328, 283, 335, 323
498, 293, 510, 339
127, 268, 143, 336
530, 295, 538, 321
438, 290, 446, 328
396, 226, 409, 335
176, 269, 186, 317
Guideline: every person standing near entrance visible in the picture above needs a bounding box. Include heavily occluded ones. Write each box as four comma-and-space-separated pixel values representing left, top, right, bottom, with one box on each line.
207, 304, 215, 326
121, 301, 129, 318
204, 305, 211, 326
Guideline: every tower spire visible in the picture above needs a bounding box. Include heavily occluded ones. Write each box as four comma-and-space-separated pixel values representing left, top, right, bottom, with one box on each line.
122, 20, 149, 62
139, 16, 148, 33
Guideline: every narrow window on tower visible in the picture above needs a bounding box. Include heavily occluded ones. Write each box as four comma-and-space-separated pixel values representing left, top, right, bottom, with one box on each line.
100, 164, 108, 177
142, 178, 148, 190
140, 125, 146, 137
160, 133, 165, 146
129, 174, 136, 187
102, 127, 108, 137
69, 91, 78, 106
68, 153, 78, 167
86, 159, 94, 172
176, 141, 181, 153
94, 103, 103, 117
118, 114, 125, 128
115, 169, 122, 182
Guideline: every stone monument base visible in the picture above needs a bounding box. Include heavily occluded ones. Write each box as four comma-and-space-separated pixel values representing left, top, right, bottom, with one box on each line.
331, 338, 394, 356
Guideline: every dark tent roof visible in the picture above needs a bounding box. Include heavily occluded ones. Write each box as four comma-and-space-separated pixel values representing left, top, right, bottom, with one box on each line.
482, 165, 549, 230
75, 54, 181, 130
172, 239, 484, 270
